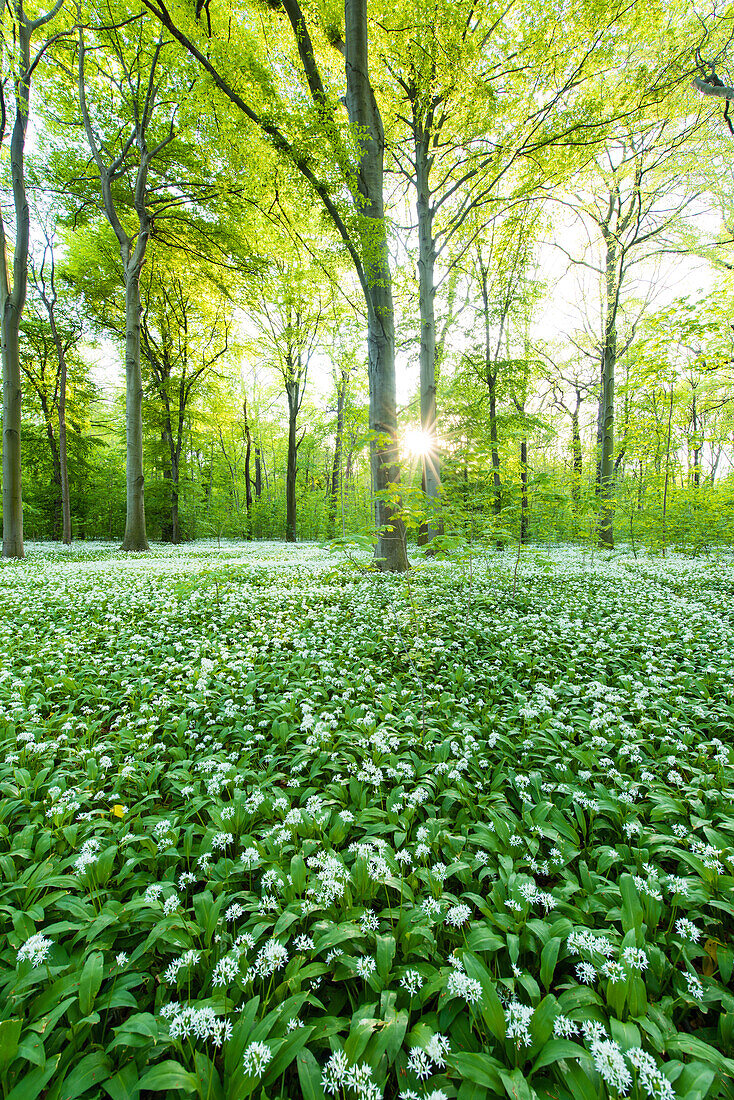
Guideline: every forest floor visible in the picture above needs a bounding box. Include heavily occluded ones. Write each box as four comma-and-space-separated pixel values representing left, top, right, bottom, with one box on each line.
1, 540, 733, 1100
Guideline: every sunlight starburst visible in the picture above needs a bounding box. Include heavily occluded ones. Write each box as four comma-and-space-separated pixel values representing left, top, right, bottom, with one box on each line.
404, 428, 435, 457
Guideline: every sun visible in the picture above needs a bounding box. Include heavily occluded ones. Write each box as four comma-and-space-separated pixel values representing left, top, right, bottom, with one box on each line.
404, 428, 434, 457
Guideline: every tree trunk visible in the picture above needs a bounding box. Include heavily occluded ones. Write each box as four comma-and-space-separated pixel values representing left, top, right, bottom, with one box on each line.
161, 423, 173, 541
571, 408, 582, 506
479, 264, 501, 528
58, 343, 71, 543
254, 443, 262, 499
598, 243, 618, 548
489, 382, 501, 518
121, 267, 150, 550
519, 437, 529, 543
691, 390, 701, 488
345, 0, 408, 572
243, 397, 253, 539
328, 367, 347, 537
416, 139, 439, 545
0, 14, 34, 560
161, 411, 181, 544
285, 381, 298, 542
2, 308, 24, 557
41, 394, 62, 537
170, 452, 181, 544
661, 381, 674, 556
205, 440, 213, 513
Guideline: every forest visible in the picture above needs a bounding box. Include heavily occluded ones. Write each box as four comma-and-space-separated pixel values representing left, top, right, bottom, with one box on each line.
2, 2, 734, 1100
0, 0, 733, 561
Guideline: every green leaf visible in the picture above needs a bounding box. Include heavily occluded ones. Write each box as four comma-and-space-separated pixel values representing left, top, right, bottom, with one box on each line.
461, 952, 506, 1041
5, 1054, 61, 1100
194, 1052, 223, 1100
448, 1051, 503, 1091
675, 1062, 717, 1100
719, 946, 733, 985
297, 1049, 326, 1100
78, 952, 104, 1016
531, 1039, 591, 1072
665, 1035, 734, 1075
263, 1028, 312, 1086
498, 1067, 534, 1099
290, 853, 307, 892
620, 875, 643, 933
17, 1034, 45, 1068
0, 1018, 22, 1069
466, 926, 504, 954
58, 1053, 113, 1100
101, 1063, 140, 1100
376, 935, 396, 981
529, 995, 559, 1053
109, 1012, 159, 1050
137, 1060, 198, 1092
540, 938, 560, 990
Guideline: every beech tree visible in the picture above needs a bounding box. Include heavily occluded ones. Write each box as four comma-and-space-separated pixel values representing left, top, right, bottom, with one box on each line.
555, 116, 706, 546
0, 0, 65, 558
25, 230, 81, 542
140, 0, 409, 570
382, 0, 690, 545
77, 15, 181, 550
140, 259, 231, 543
247, 261, 324, 543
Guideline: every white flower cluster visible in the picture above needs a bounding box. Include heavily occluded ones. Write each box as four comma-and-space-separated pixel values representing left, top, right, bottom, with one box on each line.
74, 837, 101, 876
212, 952, 240, 988
444, 903, 472, 928
556, 1017, 674, 1099
445, 965, 482, 1005
400, 969, 423, 996
163, 949, 200, 985
504, 1000, 534, 1047
17, 932, 53, 967
674, 917, 701, 943
242, 1040, 272, 1076
567, 929, 615, 958
250, 938, 288, 979
516, 878, 556, 913
160, 1002, 232, 1046
321, 1050, 381, 1100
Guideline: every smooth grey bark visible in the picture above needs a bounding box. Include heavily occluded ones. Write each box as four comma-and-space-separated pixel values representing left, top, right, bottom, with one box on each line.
217, 428, 240, 515
121, 270, 148, 549
1, 0, 66, 556
285, 372, 300, 543
242, 397, 253, 539
0, 1, 62, 557
478, 260, 502, 521
344, 0, 407, 570
661, 381, 675, 555
690, 386, 701, 488
415, 118, 440, 543
580, 123, 703, 546
519, 438, 529, 543
78, 29, 175, 551
254, 444, 262, 499
597, 236, 619, 548
571, 407, 583, 503
328, 364, 348, 538
141, 279, 229, 544
513, 348, 531, 544
549, 376, 588, 509
20, 326, 64, 539
57, 332, 70, 543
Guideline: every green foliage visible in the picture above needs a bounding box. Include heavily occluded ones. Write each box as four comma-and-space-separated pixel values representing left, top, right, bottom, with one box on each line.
1, 542, 734, 1097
